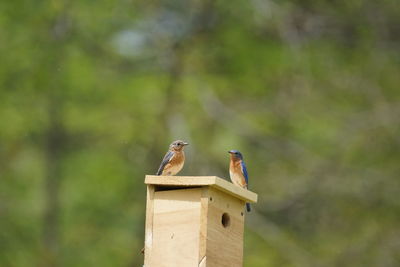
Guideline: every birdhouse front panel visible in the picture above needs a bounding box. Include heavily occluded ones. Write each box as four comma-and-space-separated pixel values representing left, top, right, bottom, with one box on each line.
204, 187, 245, 267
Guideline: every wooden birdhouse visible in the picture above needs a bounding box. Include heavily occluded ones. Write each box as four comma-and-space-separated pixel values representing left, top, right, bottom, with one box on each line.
143, 175, 258, 267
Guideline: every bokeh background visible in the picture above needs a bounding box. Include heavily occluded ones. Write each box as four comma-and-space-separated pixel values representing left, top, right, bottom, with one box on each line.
1, 0, 400, 266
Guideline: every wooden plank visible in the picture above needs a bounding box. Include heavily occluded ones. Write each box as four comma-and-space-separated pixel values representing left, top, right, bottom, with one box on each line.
213, 178, 257, 204
199, 256, 207, 267
144, 185, 155, 266
145, 175, 217, 186
205, 187, 244, 267
145, 175, 258, 203
198, 187, 209, 264
150, 188, 202, 267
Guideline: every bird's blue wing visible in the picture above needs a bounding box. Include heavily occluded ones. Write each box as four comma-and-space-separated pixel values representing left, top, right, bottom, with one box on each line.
156, 151, 174, 175
241, 161, 249, 186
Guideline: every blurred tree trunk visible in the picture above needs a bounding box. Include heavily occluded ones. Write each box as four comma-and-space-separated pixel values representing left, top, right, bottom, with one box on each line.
42, 98, 66, 267
41, 7, 71, 266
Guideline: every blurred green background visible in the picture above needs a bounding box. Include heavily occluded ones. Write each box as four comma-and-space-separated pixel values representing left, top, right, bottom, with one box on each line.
1, 0, 400, 266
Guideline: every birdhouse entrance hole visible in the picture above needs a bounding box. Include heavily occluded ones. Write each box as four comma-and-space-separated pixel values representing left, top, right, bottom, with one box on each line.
221, 213, 230, 228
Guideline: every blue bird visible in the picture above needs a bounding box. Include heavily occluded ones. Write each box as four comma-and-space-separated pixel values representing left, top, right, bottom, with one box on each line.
157, 140, 189, 176
228, 150, 251, 212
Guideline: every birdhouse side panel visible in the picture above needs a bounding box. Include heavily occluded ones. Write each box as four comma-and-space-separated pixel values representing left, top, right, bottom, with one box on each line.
150, 188, 202, 267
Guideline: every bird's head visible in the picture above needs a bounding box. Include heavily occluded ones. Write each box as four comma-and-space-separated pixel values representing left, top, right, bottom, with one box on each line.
170, 140, 189, 151
228, 150, 243, 160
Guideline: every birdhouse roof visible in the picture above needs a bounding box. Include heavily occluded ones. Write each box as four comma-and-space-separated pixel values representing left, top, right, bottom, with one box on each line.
145, 175, 258, 203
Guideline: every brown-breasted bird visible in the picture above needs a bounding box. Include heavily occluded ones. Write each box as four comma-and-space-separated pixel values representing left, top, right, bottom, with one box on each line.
156, 140, 189, 176
228, 150, 251, 212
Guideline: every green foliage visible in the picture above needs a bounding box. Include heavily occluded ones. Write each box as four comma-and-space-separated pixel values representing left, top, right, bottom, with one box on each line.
1, 0, 400, 266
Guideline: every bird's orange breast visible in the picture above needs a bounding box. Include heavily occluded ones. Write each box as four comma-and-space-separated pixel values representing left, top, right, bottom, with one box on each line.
230, 159, 242, 173
170, 151, 184, 164
229, 160, 247, 188
162, 151, 185, 175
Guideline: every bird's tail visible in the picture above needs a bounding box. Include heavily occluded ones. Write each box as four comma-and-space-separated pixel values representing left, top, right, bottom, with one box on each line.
246, 203, 251, 212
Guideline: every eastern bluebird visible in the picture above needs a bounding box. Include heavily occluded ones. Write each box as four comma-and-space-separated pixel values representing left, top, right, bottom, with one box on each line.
156, 140, 189, 176
228, 150, 251, 212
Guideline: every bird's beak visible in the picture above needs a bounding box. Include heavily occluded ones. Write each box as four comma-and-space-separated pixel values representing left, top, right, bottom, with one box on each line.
183, 142, 189, 146
228, 151, 233, 154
